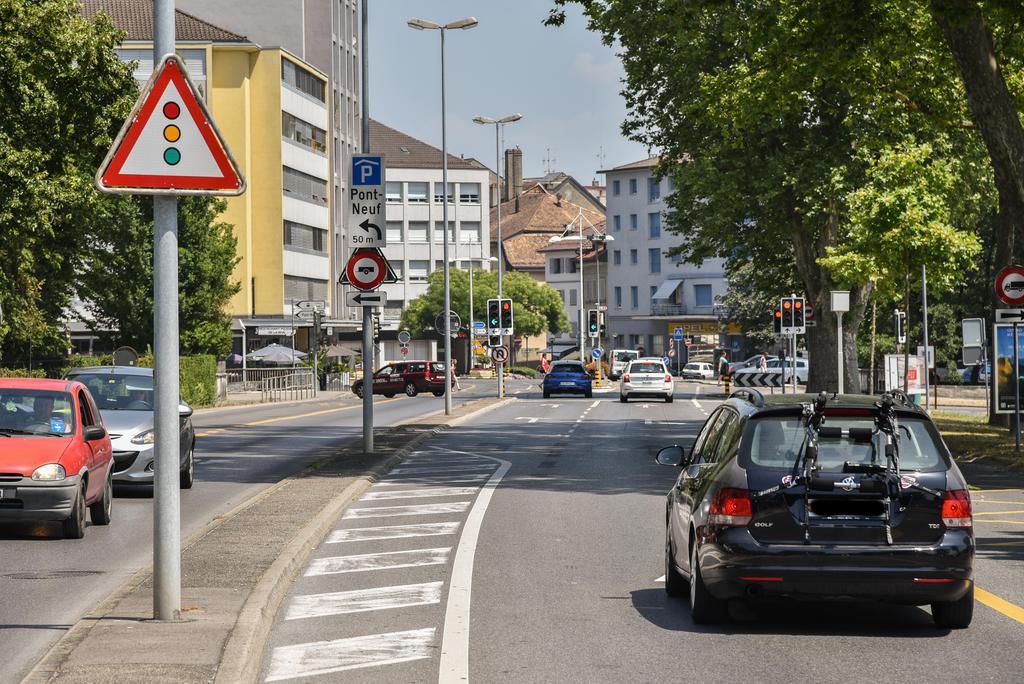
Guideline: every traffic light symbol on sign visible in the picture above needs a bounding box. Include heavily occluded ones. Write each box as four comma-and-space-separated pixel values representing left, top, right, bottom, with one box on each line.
587, 309, 599, 337
487, 299, 501, 335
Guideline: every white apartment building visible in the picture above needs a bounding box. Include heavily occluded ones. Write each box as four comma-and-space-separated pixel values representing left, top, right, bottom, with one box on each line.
542, 240, 607, 354
369, 121, 491, 328
601, 157, 730, 357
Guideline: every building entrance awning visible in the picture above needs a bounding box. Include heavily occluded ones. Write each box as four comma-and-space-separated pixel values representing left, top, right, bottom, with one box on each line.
652, 279, 683, 300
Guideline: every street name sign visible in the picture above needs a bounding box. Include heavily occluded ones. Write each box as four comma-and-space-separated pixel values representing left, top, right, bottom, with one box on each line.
295, 310, 317, 321
340, 248, 397, 291
295, 299, 326, 313
995, 265, 1024, 306
733, 372, 784, 388
256, 326, 291, 336
346, 291, 387, 308
97, 55, 244, 195
490, 345, 510, 363
346, 155, 385, 248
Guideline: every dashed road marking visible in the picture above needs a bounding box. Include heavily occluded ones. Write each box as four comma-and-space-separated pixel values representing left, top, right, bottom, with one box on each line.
342, 502, 472, 519
326, 522, 461, 544
305, 547, 451, 576
590, 400, 600, 408
372, 475, 491, 487
362, 487, 480, 501
285, 582, 443, 621
390, 465, 497, 475
265, 628, 435, 681
514, 417, 540, 423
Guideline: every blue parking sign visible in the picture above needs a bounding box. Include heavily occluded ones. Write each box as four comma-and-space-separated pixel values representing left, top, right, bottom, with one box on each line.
352, 155, 382, 186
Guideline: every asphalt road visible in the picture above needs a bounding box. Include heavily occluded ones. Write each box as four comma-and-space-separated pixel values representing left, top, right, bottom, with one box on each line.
0, 381, 493, 684
264, 379, 1024, 683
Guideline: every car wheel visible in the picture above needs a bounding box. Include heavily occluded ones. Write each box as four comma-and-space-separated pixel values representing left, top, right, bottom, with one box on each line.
584, 390, 593, 398
383, 393, 395, 398
62, 483, 87, 539
665, 525, 688, 597
666, 395, 674, 403
180, 444, 195, 489
543, 390, 550, 398
619, 394, 627, 403
432, 391, 444, 397
89, 471, 113, 526
354, 385, 364, 398
932, 583, 974, 629
689, 539, 726, 624
405, 382, 419, 397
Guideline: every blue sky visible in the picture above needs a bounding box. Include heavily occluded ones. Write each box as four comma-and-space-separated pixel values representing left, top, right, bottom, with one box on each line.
368, 0, 649, 185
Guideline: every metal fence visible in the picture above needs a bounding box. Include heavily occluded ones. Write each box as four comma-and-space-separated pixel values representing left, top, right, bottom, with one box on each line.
226, 367, 309, 392
324, 372, 351, 392
259, 370, 315, 403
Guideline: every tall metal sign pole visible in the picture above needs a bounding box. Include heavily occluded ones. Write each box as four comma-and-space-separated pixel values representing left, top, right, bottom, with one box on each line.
922, 265, 931, 410
361, 0, 374, 452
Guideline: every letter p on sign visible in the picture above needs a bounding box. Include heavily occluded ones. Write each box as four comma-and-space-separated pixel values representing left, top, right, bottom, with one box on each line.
352, 156, 381, 186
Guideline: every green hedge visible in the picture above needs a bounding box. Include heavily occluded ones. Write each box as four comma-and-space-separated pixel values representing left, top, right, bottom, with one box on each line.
509, 366, 539, 379
0, 368, 47, 378
180, 355, 217, 407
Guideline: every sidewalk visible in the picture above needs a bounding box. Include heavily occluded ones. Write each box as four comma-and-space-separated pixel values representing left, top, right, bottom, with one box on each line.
24, 396, 509, 684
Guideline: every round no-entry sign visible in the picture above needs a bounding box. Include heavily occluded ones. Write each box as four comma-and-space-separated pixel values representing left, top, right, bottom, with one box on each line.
345, 249, 388, 291
995, 265, 1024, 306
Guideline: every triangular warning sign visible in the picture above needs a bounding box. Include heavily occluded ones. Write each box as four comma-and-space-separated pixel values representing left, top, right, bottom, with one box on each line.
97, 54, 245, 195
339, 248, 399, 286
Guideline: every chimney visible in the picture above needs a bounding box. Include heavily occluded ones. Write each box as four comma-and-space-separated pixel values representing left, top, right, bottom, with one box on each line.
504, 147, 523, 203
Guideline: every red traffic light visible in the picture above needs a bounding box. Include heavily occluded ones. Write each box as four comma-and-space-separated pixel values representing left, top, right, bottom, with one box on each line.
502, 302, 511, 310
774, 310, 782, 318
783, 300, 792, 309
794, 300, 802, 309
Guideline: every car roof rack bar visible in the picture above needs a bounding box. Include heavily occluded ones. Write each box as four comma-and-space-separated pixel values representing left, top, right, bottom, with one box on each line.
729, 388, 764, 408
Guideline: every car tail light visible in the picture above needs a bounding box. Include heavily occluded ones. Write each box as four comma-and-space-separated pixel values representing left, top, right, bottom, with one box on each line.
623, 374, 630, 383
708, 488, 752, 526
665, 374, 672, 383
941, 489, 972, 528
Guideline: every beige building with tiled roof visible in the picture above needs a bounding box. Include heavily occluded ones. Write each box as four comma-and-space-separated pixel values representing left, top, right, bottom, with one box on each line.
81, 0, 248, 42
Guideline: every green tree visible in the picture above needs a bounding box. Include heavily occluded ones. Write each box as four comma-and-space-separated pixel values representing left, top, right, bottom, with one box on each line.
0, 0, 136, 360
77, 196, 241, 355
400, 269, 569, 339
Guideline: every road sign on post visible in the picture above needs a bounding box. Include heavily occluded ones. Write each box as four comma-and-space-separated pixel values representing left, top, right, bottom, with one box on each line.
346, 155, 385, 248
341, 248, 397, 291
673, 326, 684, 341
490, 345, 510, 363
733, 372, 784, 388
995, 264, 1024, 306
435, 311, 462, 337
346, 291, 387, 308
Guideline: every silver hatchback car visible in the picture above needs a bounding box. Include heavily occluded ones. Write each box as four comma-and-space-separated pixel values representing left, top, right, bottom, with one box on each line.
64, 367, 195, 488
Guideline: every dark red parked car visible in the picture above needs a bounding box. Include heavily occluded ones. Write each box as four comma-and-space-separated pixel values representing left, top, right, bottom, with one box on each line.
352, 361, 447, 398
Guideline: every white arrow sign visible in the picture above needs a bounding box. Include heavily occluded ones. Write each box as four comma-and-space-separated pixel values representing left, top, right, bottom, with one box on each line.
996, 309, 1024, 323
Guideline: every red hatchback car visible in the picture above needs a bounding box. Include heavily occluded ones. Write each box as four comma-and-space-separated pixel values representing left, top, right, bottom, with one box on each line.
352, 361, 447, 398
0, 378, 114, 538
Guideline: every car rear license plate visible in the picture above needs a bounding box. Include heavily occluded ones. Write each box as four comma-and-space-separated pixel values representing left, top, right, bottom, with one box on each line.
560, 382, 575, 386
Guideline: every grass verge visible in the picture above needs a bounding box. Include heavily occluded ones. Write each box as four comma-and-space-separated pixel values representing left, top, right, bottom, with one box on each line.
933, 411, 1024, 471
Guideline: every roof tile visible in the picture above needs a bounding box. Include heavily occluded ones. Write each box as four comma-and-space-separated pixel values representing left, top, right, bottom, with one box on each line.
81, 0, 248, 42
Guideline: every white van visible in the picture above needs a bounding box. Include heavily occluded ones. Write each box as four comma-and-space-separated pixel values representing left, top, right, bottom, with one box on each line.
609, 349, 640, 380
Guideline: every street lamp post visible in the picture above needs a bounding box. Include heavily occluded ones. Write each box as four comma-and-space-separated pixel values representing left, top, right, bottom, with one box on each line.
409, 16, 478, 415
474, 113, 522, 399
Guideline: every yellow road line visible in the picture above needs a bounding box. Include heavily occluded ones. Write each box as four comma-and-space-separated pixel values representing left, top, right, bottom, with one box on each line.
974, 499, 1024, 505
973, 509, 1024, 516
976, 586, 1024, 625
194, 396, 404, 435
969, 488, 1024, 493
973, 519, 1024, 525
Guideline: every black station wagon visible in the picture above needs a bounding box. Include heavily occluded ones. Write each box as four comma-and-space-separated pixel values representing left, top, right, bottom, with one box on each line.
657, 390, 974, 628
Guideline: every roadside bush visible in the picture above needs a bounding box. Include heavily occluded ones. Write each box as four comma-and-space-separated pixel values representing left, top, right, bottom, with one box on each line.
509, 366, 539, 378
0, 368, 47, 378
180, 355, 217, 406
942, 366, 963, 385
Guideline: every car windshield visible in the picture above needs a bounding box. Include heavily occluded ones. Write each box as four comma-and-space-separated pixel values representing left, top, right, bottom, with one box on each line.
630, 363, 664, 374
0, 390, 76, 435
615, 352, 638, 362
552, 363, 585, 374
67, 373, 154, 411
685, 364, 698, 370
430, 363, 446, 373
741, 416, 947, 472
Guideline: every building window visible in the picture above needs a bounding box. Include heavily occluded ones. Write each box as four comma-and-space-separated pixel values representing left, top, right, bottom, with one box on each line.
695, 284, 713, 307
613, 250, 621, 266
283, 166, 328, 205
408, 221, 428, 242
650, 286, 658, 303
385, 181, 402, 203
282, 112, 326, 154
550, 258, 562, 274
630, 286, 639, 309
284, 275, 327, 304
630, 249, 638, 265
612, 179, 620, 195
460, 221, 481, 243
613, 215, 621, 231
649, 212, 661, 238
649, 248, 661, 273
648, 177, 660, 202
282, 59, 326, 102
629, 214, 638, 230
614, 287, 622, 307
283, 220, 326, 253
568, 258, 578, 274
386, 221, 403, 242
408, 260, 429, 282
407, 182, 428, 203
433, 182, 454, 203
629, 178, 637, 194
390, 262, 404, 279
459, 183, 481, 203
569, 288, 578, 306
434, 221, 454, 242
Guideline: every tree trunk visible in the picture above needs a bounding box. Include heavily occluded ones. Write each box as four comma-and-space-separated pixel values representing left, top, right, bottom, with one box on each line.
931, 0, 1024, 274
869, 299, 877, 395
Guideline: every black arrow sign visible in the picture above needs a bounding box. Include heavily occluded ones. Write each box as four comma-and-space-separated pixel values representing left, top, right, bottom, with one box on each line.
733, 372, 784, 388
359, 218, 382, 240
997, 309, 1024, 321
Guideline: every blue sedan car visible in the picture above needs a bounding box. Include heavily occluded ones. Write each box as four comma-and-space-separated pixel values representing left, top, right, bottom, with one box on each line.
542, 360, 593, 398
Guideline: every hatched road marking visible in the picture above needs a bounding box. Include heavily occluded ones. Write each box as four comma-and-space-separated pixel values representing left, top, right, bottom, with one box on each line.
326, 522, 461, 544
265, 628, 435, 682
389, 465, 497, 475
342, 502, 472, 519
285, 582, 443, 621
305, 548, 451, 577
362, 487, 481, 501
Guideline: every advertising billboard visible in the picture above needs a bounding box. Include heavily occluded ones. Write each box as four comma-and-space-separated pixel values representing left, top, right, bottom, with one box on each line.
993, 323, 1024, 413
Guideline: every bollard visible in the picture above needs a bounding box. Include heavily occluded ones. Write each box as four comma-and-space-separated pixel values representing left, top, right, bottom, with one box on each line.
723, 372, 731, 395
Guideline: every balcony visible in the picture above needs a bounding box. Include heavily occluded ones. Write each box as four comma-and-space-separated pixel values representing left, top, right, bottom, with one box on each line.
650, 302, 687, 316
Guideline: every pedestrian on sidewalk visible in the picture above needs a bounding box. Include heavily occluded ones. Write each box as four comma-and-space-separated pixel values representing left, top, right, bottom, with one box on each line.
539, 352, 551, 375
717, 352, 729, 386
450, 359, 462, 391
758, 352, 768, 372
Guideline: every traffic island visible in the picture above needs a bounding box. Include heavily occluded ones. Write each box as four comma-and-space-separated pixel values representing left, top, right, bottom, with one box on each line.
23, 396, 510, 684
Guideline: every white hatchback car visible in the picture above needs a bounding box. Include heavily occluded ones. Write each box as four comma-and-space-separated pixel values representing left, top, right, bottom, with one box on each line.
681, 362, 714, 380
620, 358, 674, 403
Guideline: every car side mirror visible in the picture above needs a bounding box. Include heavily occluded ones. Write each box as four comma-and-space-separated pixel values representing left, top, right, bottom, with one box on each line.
179, 404, 194, 418
655, 445, 687, 467
83, 425, 107, 442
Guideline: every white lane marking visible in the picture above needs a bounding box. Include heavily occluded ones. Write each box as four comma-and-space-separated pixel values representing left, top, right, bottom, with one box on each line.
342, 502, 471, 519
641, 404, 650, 409
362, 487, 480, 501
541, 403, 560, 408
644, 419, 652, 425
590, 400, 600, 408
305, 547, 450, 576
265, 628, 435, 682
197, 458, 234, 465
285, 581, 443, 621
389, 465, 496, 475
372, 475, 491, 487
327, 522, 461, 544
691, 397, 701, 409
655, 575, 665, 583
514, 417, 539, 423
438, 455, 512, 683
